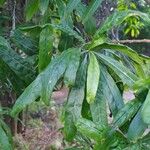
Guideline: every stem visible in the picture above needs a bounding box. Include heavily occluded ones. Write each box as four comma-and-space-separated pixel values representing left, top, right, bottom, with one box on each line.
112, 39, 150, 44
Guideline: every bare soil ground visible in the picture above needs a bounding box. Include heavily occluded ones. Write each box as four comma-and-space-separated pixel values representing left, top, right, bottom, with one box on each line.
14, 90, 135, 150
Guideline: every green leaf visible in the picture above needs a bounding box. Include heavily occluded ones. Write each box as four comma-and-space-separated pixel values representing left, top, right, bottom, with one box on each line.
141, 90, 150, 124
127, 109, 147, 141
95, 10, 150, 37
10, 29, 38, 55
133, 78, 150, 90
65, 0, 81, 14
64, 48, 81, 86
64, 56, 88, 141
93, 43, 144, 64
87, 53, 100, 103
76, 118, 103, 141
50, 24, 84, 43
41, 49, 75, 105
58, 33, 73, 52
25, 0, 39, 21
0, 119, 13, 147
0, 36, 11, 48
141, 133, 150, 149
38, 26, 53, 72
11, 49, 76, 116
82, 0, 103, 23
0, 45, 36, 84
96, 53, 138, 86
101, 67, 124, 116
90, 67, 108, 127
0, 0, 5, 6
134, 62, 146, 78
113, 99, 141, 128
39, 0, 49, 15
0, 125, 12, 150
20, 24, 84, 43
55, 0, 66, 17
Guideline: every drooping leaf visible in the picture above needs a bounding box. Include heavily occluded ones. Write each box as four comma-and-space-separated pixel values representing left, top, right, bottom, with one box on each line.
0, 119, 13, 147
0, 36, 11, 48
82, 0, 103, 23
38, 26, 53, 72
93, 43, 144, 64
11, 49, 77, 116
87, 53, 100, 103
101, 67, 124, 116
0, 124, 12, 150
58, 33, 73, 52
95, 10, 150, 37
50, 24, 84, 43
141, 132, 150, 149
20, 24, 84, 43
64, 48, 81, 86
0, 0, 5, 6
96, 53, 138, 86
25, 0, 39, 21
141, 90, 150, 124
127, 109, 147, 141
133, 78, 150, 90
90, 67, 108, 127
55, 0, 66, 17
39, 0, 49, 15
64, 56, 88, 141
0, 45, 36, 84
10, 29, 38, 55
113, 99, 141, 128
65, 0, 81, 14
41, 49, 76, 105
133, 62, 146, 79
76, 118, 103, 141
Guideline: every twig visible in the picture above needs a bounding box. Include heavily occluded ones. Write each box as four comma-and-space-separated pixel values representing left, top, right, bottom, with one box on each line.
12, 0, 16, 30
112, 39, 150, 44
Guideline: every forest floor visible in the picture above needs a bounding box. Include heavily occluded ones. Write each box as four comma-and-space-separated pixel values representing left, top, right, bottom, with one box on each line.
14, 90, 135, 150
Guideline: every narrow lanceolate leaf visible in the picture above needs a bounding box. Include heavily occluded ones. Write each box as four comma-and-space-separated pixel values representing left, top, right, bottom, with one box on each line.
101, 67, 124, 116
0, 36, 11, 48
10, 29, 38, 55
0, 125, 12, 150
65, 0, 81, 14
96, 53, 138, 86
127, 109, 147, 141
64, 48, 81, 86
76, 118, 102, 141
113, 99, 141, 128
0, 120, 13, 147
11, 49, 74, 116
87, 53, 100, 103
90, 67, 108, 127
50, 24, 84, 43
11, 75, 42, 116
82, 0, 103, 23
25, 0, 39, 21
55, 0, 66, 17
133, 78, 150, 90
141, 90, 150, 124
141, 132, 150, 149
64, 56, 88, 141
0, 45, 35, 84
134, 62, 146, 79
95, 10, 150, 37
93, 43, 144, 64
39, 26, 53, 72
39, 0, 49, 15
41, 49, 75, 105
